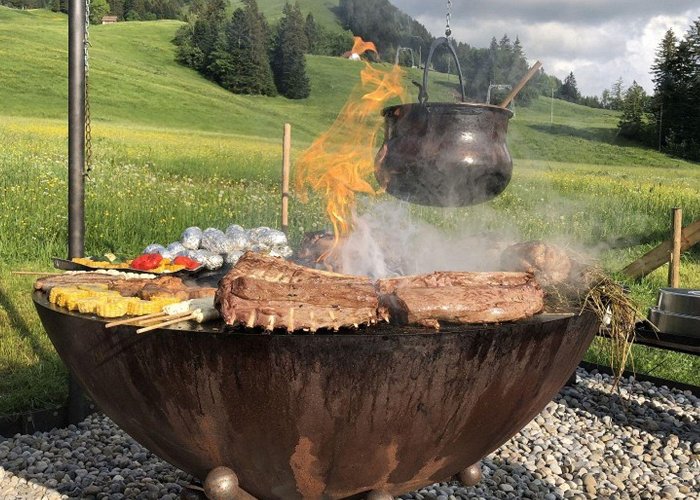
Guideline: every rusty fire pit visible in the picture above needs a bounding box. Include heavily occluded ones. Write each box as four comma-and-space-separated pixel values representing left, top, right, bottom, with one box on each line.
34, 291, 597, 499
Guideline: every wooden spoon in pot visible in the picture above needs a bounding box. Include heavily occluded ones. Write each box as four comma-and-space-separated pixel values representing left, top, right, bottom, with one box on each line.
499, 60, 543, 109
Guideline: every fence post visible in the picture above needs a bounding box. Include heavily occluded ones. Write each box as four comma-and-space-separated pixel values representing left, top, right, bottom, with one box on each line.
281, 123, 291, 235
668, 207, 682, 288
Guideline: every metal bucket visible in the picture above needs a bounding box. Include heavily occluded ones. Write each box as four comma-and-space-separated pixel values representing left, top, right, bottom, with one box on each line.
34, 292, 597, 499
375, 37, 513, 207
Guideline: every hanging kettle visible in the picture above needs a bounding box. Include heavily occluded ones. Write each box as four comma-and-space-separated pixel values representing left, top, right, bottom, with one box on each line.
375, 37, 514, 207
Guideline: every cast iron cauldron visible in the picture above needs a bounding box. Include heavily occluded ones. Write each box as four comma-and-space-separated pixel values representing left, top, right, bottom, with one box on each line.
34, 291, 597, 499
375, 38, 513, 207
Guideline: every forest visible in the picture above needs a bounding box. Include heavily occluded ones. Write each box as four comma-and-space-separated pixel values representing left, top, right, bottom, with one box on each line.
614, 19, 700, 161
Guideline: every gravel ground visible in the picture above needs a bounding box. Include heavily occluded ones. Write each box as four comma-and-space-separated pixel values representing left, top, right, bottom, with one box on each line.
1, 368, 698, 500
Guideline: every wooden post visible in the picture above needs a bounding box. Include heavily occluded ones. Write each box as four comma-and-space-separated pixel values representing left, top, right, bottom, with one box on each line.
621, 219, 700, 280
281, 123, 291, 235
668, 208, 682, 287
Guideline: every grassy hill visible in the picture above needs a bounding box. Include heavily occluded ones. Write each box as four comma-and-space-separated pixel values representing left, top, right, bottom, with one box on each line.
231, 0, 343, 29
0, 7, 699, 415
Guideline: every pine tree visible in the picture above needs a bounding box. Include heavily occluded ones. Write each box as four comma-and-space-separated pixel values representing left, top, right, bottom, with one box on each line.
651, 29, 679, 148
304, 13, 319, 54
681, 19, 700, 158
619, 81, 650, 140
610, 78, 624, 110
243, 0, 277, 96
558, 72, 580, 103
271, 2, 310, 99
107, 0, 124, 18
215, 1, 277, 96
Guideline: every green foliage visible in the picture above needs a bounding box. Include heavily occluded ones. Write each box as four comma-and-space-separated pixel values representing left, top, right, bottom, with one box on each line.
623, 17, 700, 160
106, 0, 123, 17
115, 0, 183, 21
271, 2, 310, 99
304, 12, 317, 53
558, 72, 580, 103
618, 81, 653, 140
449, 35, 540, 105
89, 0, 110, 24
176, 0, 278, 96
311, 25, 354, 56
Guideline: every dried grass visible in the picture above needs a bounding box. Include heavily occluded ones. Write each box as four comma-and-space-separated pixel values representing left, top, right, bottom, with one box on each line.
546, 268, 653, 391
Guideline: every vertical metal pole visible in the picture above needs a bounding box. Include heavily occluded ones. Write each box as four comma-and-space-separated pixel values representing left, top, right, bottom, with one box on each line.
68, 0, 88, 425
69, 0, 85, 259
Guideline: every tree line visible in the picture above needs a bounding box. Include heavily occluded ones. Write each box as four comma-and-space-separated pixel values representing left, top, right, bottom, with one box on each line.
611, 18, 700, 161
174, 0, 347, 99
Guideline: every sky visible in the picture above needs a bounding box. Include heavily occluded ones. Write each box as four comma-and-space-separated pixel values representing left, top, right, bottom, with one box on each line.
391, 0, 700, 97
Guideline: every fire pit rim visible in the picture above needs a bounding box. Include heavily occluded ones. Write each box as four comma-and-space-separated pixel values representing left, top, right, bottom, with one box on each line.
33, 291, 578, 338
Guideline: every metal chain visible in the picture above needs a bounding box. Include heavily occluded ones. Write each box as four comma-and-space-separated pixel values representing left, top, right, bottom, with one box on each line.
84, 0, 93, 179
445, 0, 452, 38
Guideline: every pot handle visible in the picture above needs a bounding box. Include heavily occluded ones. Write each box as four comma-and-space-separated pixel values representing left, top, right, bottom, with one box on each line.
419, 37, 466, 105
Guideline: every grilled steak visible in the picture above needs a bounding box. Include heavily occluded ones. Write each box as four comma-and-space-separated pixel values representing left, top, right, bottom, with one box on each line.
216, 252, 381, 332
377, 272, 544, 328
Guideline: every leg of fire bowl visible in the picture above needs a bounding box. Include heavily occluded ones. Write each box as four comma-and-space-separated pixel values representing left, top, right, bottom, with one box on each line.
457, 462, 483, 486
201, 467, 259, 500
365, 490, 393, 500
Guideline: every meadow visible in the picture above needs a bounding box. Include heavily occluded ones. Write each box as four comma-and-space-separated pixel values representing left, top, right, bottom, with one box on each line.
1, 8, 699, 415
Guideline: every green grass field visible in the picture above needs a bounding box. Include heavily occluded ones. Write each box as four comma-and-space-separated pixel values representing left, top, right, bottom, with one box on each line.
1, 7, 699, 416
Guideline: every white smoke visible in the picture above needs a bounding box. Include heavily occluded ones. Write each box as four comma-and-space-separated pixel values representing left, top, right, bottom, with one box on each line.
338, 200, 520, 278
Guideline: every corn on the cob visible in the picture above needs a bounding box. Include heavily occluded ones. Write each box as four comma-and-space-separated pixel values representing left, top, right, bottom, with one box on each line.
65, 292, 94, 311
127, 299, 162, 316
77, 298, 102, 314
95, 300, 130, 318
49, 286, 77, 304
57, 289, 92, 308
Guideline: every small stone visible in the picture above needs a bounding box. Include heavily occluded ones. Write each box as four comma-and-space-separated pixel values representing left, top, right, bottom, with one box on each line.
679, 470, 694, 481
549, 462, 563, 475
499, 484, 514, 492
83, 485, 101, 495
661, 485, 680, 499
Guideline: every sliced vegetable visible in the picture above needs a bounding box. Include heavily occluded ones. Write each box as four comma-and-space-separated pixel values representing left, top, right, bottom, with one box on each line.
130, 253, 164, 271
173, 255, 201, 270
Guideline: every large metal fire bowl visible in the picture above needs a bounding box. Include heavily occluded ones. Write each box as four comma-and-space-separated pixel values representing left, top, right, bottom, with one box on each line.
34, 292, 597, 499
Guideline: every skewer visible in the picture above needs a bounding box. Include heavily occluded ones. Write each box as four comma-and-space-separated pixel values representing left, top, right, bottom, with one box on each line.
12, 271, 63, 276
132, 311, 192, 327
105, 300, 194, 328
105, 311, 167, 328
136, 312, 198, 334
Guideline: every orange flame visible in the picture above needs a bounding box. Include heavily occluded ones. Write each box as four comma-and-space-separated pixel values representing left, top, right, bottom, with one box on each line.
296, 38, 406, 246
350, 36, 377, 58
